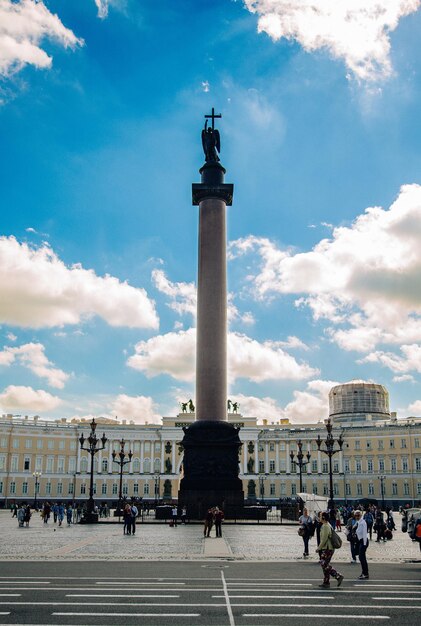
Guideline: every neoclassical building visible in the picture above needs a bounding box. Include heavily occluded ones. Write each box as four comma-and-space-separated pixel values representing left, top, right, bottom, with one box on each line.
1, 381, 420, 508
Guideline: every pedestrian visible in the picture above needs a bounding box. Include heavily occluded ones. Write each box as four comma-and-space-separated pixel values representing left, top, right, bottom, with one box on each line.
386, 509, 396, 531
375, 506, 386, 542
52, 502, 58, 524
66, 504, 73, 525
43, 502, 51, 524
335, 509, 342, 531
214, 506, 224, 537
313, 511, 322, 545
414, 514, 421, 552
298, 507, 313, 557
354, 510, 369, 580
123, 503, 132, 535
204, 507, 214, 537
364, 508, 374, 540
17, 505, 25, 528
57, 502, 65, 526
316, 511, 344, 588
12, 504, 18, 518
181, 507, 187, 524
329, 508, 336, 529
171, 506, 178, 527
24, 504, 31, 527
346, 511, 358, 564
131, 502, 138, 535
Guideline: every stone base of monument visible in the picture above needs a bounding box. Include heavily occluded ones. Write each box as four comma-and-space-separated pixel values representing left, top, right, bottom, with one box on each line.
178, 420, 244, 519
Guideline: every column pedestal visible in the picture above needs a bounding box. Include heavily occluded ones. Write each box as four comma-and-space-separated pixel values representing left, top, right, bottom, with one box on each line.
179, 420, 244, 519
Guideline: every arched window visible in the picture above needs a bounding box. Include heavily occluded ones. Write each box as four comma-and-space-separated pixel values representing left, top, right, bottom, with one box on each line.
102, 458, 108, 473
143, 458, 151, 473
80, 457, 88, 473
154, 458, 160, 472
133, 458, 140, 473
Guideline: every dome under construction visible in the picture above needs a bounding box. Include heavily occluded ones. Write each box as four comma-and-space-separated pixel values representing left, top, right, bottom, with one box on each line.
329, 380, 390, 424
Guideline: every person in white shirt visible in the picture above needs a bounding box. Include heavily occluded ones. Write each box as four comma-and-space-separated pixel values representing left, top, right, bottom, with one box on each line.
354, 510, 369, 579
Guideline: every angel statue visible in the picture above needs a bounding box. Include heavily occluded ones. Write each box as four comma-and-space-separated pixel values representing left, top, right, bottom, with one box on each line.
201, 119, 220, 162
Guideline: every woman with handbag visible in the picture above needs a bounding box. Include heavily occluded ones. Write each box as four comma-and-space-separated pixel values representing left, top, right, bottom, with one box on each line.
316, 511, 344, 588
298, 507, 313, 557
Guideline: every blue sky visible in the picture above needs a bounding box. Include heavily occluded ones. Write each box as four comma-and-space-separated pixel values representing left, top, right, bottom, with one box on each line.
1, 0, 421, 423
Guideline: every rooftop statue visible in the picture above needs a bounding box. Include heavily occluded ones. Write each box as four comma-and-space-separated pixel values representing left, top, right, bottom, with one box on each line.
201, 119, 220, 163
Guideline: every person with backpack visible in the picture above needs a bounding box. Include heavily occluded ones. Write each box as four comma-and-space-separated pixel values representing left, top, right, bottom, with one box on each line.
354, 509, 369, 579
316, 511, 344, 588
364, 508, 374, 540
375, 506, 386, 542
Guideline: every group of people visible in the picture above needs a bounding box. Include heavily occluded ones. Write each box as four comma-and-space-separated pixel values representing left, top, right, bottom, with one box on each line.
122, 502, 139, 535
41, 502, 74, 525
298, 504, 384, 587
203, 506, 224, 537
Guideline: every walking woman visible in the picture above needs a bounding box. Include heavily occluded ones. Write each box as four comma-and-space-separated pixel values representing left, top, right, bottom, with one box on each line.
298, 507, 313, 557
317, 511, 344, 588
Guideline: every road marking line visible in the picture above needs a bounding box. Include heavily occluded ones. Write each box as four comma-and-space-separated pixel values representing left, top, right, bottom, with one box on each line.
243, 614, 390, 620
52, 612, 201, 617
0, 602, 225, 607
0, 594, 21, 596
355, 584, 421, 588
96, 581, 186, 585
232, 603, 421, 609
0, 581, 49, 584
0, 587, 221, 592
213, 595, 335, 600
221, 570, 235, 626
372, 597, 421, 601
228, 583, 312, 586
67, 594, 180, 598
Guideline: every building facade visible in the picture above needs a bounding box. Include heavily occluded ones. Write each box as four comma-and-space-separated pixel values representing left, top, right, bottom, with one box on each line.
1, 404, 420, 509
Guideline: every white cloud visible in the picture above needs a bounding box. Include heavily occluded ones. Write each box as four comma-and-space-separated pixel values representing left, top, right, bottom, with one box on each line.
152, 269, 196, 318
243, 0, 421, 81
359, 344, 421, 374
127, 328, 317, 383
0, 237, 159, 329
6, 332, 16, 342
230, 184, 421, 354
282, 379, 338, 424
152, 268, 254, 326
0, 0, 83, 76
0, 384, 61, 412
393, 374, 415, 383
0, 342, 69, 388
127, 328, 196, 382
231, 394, 284, 422
201, 80, 210, 92
95, 1, 109, 19
405, 399, 421, 415
109, 393, 162, 425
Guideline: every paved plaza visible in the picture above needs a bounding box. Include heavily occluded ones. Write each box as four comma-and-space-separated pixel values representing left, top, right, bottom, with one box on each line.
1, 510, 420, 562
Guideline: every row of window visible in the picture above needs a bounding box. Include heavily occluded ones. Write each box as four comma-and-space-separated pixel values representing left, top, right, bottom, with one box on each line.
3, 480, 421, 498
0, 456, 166, 474
258, 457, 421, 474
258, 438, 420, 452
1, 481, 157, 496
0, 437, 165, 452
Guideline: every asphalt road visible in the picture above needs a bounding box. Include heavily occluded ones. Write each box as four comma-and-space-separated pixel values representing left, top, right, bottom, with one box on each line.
0, 561, 419, 626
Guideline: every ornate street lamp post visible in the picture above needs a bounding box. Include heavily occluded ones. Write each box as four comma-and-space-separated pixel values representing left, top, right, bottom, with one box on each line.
112, 438, 132, 518
289, 439, 311, 493
153, 473, 160, 506
378, 474, 386, 510
316, 418, 344, 510
33, 471, 41, 510
79, 418, 107, 523
259, 473, 268, 502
